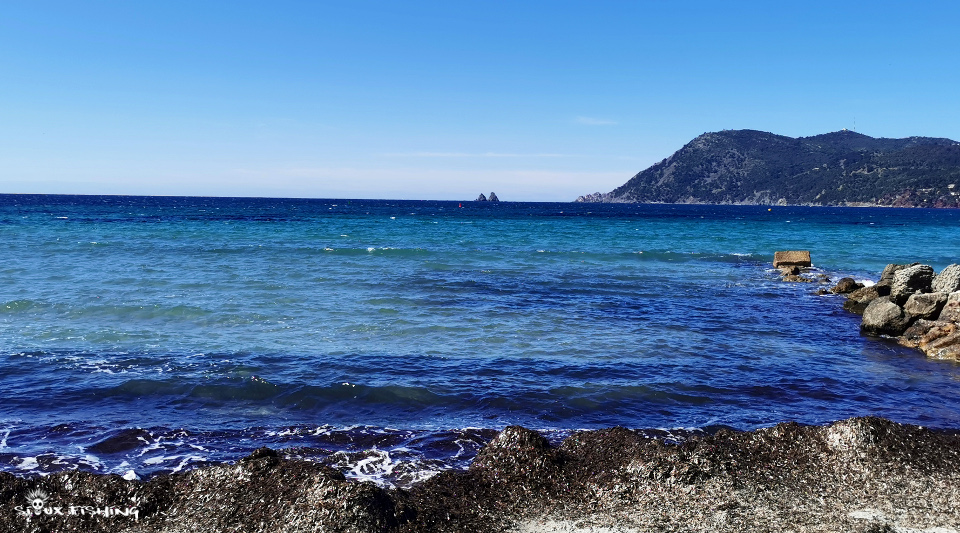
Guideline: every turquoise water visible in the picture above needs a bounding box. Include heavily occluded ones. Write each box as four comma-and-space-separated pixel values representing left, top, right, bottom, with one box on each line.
1, 194, 959, 485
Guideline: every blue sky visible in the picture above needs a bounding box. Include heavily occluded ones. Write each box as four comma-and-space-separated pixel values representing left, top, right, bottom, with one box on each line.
2, 1, 958, 201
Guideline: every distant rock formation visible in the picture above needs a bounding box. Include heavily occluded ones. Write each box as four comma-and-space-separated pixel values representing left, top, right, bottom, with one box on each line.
476, 192, 500, 202
576, 129, 960, 207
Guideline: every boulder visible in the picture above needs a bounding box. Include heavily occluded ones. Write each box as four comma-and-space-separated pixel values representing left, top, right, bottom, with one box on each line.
904, 292, 949, 321
875, 263, 912, 294
890, 264, 935, 305
933, 264, 960, 293
844, 285, 882, 315
878, 263, 912, 285
830, 277, 863, 294
899, 319, 949, 349
920, 330, 960, 361
488, 192, 500, 202
476, 193, 488, 202
773, 251, 811, 268
938, 291, 960, 322
861, 297, 910, 336
779, 265, 801, 276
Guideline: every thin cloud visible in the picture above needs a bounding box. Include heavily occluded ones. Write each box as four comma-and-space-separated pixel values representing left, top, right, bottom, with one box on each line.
380, 152, 571, 158
575, 116, 617, 126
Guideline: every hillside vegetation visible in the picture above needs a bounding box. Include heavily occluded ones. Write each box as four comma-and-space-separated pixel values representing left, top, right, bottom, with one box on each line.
577, 130, 960, 207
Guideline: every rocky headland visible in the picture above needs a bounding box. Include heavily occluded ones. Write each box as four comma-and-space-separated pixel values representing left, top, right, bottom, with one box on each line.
576, 129, 960, 207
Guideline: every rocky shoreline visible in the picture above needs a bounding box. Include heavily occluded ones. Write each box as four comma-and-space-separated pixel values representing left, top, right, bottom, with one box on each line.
3, 416, 960, 532
827, 263, 960, 361
771, 251, 960, 361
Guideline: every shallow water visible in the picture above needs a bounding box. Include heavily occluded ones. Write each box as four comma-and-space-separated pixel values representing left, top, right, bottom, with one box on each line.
2, 195, 960, 486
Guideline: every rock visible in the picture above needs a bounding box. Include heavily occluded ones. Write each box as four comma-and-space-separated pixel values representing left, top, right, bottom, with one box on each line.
938, 291, 960, 322
575, 192, 604, 202
861, 296, 910, 336
899, 319, 948, 348
916, 321, 958, 349
488, 192, 499, 202
875, 263, 912, 293
779, 265, 800, 276
476, 193, 488, 202
904, 292, 948, 321
830, 277, 863, 294
920, 329, 960, 360
782, 274, 813, 283
844, 285, 883, 315
889, 264, 934, 305
6, 420, 960, 532
878, 263, 912, 285
773, 250, 811, 268
933, 264, 960, 293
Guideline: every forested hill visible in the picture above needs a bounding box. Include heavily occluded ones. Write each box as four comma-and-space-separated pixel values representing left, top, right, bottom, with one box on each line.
577, 130, 960, 207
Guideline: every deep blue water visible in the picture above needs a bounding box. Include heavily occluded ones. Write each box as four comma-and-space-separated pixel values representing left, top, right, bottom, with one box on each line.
2, 194, 960, 486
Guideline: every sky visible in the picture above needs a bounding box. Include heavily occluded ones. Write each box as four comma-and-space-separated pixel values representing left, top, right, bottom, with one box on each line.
2, 1, 959, 201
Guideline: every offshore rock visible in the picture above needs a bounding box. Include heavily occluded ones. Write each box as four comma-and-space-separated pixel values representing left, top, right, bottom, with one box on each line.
779, 265, 800, 276
830, 277, 863, 294
861, 296, 910, 336
475, 193, 487, 202
487, 192, 499, 202
773, 250, 811, 268
903, 292, 948, 321
4, 418, 960, 532
933, 264, 960, 293
890, 264, 934, 305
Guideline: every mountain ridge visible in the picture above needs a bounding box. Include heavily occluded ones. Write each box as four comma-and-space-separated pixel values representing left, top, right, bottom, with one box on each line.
577, 129, 960, 207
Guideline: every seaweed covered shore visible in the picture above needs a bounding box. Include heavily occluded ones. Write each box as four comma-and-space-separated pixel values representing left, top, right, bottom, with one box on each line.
2, 417, 959, 532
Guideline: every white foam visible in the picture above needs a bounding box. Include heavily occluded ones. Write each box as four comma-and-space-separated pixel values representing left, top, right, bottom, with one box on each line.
80, 454, 105, 470
0, 428, 10, 450
16, 456, 39, 471
172, 455, 205, 473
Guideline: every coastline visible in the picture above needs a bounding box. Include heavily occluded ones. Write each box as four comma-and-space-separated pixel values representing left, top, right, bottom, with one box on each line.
4, 202, 960, 531
2, 417, 958, 532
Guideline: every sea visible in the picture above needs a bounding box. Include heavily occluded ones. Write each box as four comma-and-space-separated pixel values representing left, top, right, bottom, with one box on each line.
2, 194, 960, 488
